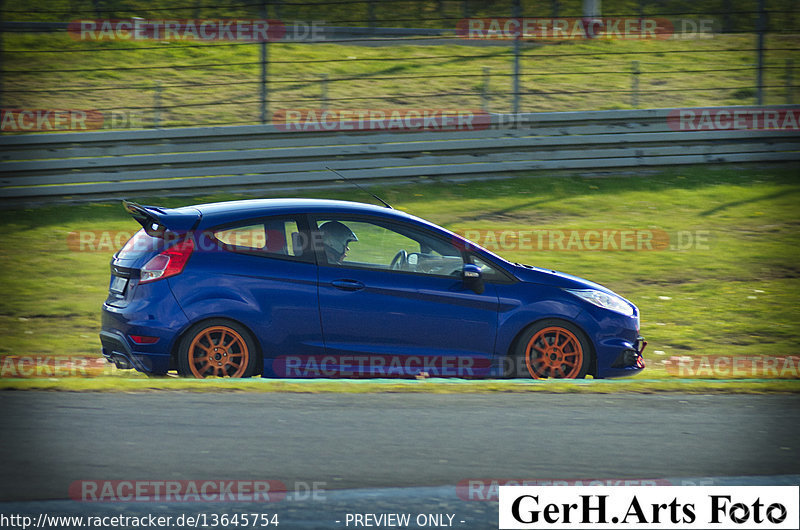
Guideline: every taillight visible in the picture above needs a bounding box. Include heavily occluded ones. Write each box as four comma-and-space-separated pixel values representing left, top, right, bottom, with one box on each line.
129, 335, 159, 344
140, 237, 194, 284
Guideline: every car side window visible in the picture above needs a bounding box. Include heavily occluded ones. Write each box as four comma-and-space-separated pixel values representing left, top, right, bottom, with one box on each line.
468, 254, 516, 283
212, 218, 309, 261
469, 255, 500, 281
314, 218, 464, 277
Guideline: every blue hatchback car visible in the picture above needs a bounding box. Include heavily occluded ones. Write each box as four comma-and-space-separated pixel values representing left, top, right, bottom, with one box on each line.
101, 199, 645, 379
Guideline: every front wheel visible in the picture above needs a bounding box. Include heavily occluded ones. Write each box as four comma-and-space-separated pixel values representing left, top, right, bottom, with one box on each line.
177, 319, 259, 378
514, 319, 591, 379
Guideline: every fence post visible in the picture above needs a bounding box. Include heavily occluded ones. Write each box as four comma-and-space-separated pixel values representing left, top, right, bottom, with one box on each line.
631, 60, 640, 108
368, 0, 376, 31
0, 3, 4, 114
756, 0, 766, 105
260, 0, 269, 123
512, 0, 521, 116
481, 67, 491, 112
321, 74, 329, 110
583, 0, 601, 38
722, 0, 733, 33
788, 59, 795, 105
153, 82, 162, 129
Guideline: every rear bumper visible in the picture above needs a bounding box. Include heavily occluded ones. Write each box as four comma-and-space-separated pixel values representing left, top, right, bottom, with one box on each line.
99, 329, 171, 374
100, 278, 189, 375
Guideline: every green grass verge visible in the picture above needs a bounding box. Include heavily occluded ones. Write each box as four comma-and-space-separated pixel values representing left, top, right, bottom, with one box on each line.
0, 164, 798, 392
2, 163, 798, 363
1, 376, 799, 394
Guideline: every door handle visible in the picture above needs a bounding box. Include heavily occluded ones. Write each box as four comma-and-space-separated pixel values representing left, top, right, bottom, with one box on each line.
331, 279, 365, 291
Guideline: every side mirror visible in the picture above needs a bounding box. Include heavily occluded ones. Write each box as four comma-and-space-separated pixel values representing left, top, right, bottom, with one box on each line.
462, 264, 484, 294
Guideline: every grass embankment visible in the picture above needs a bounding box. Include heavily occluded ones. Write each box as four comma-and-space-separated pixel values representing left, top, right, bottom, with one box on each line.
3, 31, 797, 127
0, 164, 798, 392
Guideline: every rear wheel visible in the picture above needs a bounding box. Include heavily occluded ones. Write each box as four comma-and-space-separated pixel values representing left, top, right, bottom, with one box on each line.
514, 319, 591, 379
178, 319, 258, 378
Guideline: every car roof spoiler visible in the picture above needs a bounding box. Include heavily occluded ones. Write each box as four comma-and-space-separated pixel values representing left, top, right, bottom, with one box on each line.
122, 200, 202, 237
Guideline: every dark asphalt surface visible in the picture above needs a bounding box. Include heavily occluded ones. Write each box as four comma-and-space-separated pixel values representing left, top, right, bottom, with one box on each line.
1, 391, 798, 528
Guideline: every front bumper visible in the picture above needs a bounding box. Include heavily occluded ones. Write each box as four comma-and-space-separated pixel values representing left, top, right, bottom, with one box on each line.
600, 334, 646, 378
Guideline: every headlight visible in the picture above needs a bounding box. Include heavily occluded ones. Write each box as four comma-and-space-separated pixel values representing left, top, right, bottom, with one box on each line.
565, 289, 635, 317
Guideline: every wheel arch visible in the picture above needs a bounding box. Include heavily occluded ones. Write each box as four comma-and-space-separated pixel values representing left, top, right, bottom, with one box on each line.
171, 316, 263, 375
506, 317, 597, 378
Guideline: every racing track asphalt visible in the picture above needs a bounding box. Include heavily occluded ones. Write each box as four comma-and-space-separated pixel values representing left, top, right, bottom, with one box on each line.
1, 391, 798, 504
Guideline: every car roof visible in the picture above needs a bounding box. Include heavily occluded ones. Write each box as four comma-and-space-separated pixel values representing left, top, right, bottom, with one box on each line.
141, 197, 516, 274
183, 198, 426, 227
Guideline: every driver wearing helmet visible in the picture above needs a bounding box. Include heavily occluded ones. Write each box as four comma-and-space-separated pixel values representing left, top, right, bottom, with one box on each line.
319, 221, 358, 264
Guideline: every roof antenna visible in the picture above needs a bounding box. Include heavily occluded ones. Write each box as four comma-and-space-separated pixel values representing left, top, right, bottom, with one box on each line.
325, 166, 393, 209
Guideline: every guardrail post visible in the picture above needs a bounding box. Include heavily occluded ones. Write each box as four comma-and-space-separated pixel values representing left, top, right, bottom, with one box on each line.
787, 59, 794, 105
153, 81, 162, 129
631, 60, 640, 108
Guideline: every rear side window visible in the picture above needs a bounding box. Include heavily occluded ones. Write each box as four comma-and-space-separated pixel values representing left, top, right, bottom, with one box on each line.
214, 224, 268, 250
212, 218, 308, 261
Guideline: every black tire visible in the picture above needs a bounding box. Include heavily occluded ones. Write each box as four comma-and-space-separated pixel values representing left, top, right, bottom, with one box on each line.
177, 319, 259, 378
512, 319, 592, 379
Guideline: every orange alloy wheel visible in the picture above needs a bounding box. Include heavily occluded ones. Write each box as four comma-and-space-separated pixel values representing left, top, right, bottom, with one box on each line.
524, 326, 584, 379
187, 326, 249, 378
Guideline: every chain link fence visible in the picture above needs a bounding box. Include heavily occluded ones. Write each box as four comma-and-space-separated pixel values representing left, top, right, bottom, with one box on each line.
1, 0, 797, 130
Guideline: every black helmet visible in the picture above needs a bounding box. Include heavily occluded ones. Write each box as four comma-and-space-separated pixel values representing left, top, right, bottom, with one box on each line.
320, 221, 358, 261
